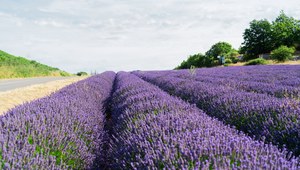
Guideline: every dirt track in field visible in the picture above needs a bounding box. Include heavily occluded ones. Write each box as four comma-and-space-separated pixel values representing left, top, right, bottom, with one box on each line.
0, 76, 88, 115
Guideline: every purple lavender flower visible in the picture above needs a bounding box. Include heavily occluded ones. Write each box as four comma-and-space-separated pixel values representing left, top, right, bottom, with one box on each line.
0, 71, 115, 169
108, 71, 299, 169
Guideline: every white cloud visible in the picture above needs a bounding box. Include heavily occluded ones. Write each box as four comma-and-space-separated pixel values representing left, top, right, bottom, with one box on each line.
0, 0, 300, 73
34, 19, 67, 28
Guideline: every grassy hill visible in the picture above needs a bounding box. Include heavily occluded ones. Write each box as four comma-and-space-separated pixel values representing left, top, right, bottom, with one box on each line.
0, 50, 70, 79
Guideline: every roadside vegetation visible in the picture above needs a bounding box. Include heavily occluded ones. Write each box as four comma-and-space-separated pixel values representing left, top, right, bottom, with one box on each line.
0, 50, 71, 78
176, 11, 300, 69
244, 58, 268, 66
76, 71, 88, 76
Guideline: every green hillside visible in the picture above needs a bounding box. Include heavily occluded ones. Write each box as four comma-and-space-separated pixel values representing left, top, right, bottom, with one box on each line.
0, 50, 70, 79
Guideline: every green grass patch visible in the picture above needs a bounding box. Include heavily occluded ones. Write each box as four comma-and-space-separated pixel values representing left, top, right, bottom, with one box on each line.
244, 58, 268, 65
0, 50, 71, 79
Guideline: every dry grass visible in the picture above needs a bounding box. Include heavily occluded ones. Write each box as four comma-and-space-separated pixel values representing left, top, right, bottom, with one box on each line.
228, 60, 300, 66
0, 76, 88, 115
269, 60, 300, 65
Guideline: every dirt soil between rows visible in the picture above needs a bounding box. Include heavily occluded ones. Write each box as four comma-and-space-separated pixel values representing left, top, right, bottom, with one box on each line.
0, 76, 88, 115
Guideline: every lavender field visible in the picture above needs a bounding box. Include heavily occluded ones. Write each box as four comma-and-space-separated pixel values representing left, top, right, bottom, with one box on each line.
0, 65, 300, 169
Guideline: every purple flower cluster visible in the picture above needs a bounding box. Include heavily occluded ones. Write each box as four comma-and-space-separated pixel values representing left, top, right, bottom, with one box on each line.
189, 65, 300, 87
0, 71, 115, 169
172, 70, 300, 100
108, 72, 299, 169
133, 65, 300, 156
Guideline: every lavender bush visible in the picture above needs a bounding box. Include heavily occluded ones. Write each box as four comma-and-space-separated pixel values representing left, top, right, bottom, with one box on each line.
133, 65, 300, 156
108, 72, 299, 169
0, 71, 115, 169
191, 65, 300, 87
172, 70, 300, 100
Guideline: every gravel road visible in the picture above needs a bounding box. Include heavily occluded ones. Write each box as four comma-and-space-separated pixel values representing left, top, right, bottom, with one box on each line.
0, 77, 72, 92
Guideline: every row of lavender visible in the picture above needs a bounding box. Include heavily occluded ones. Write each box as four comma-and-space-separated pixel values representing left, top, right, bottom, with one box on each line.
107, 72, 299, 169
187, 65, 300, 87
133, 67, 300, 156
0, 72, 115, 169
149, 65, 300, 99
172, 69, 300, 100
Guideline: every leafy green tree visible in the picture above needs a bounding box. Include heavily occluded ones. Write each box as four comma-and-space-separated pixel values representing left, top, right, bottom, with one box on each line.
176, 60, 188, 69
176, 53, 214, 69
240, 11, 300, 60
226, 49, 240, 63
270, 45, 295, 62
272, 11, 300, 48
176, 56, 196, 69
297, 29, 300, 50
240, 19, 274, 60
205, 42, 233, 59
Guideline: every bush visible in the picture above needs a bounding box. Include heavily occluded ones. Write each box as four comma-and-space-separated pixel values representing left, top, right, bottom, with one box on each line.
212, 60, 220, 66
245, 58, 268, 65
231, 57, 239, 63
60, 71, 71, 76
225, 58, 232, 64
77, 71, 88, 76
176, 54, 215, 69
270, 45, 295, 62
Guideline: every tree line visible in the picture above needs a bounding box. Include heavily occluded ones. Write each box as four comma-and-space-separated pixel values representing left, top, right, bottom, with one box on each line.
176, 11, 300, 69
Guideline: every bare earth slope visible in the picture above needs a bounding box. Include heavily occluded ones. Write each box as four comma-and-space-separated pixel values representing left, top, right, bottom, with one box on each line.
0, 76, 87, 115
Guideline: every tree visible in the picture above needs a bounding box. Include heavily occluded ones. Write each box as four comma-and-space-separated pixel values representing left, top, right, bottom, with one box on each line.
297, 29, 300, 50
226, 49, 240, 63
270, 45, 295, 62
176, 60, 188, 69
296, 28, 300, 50
240, 11, 300, 60
205, 42, 233, 59
240, 19, 274, 60
176, 55, 199, 69
176, 53, 214, 69
272, 11, 300, 48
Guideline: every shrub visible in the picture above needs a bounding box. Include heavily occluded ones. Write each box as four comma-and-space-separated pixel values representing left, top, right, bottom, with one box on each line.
176, 54, 215, 69
77, 71, 88, 76
245, 58, 268, 65
270, 45, 295, 62
212, 60, 220, 66
60, 71, 71, 76
231, 57, 239, 63
225, 58, 232, 64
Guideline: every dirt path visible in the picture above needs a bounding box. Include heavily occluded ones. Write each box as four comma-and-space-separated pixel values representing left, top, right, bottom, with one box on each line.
0, 76, 88, 115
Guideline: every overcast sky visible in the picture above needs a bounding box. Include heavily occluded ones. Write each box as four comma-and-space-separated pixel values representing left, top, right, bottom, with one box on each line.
1, 0, 299, 73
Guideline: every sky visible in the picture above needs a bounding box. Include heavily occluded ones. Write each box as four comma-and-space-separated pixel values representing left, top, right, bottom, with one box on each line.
0, 0, 300, 73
